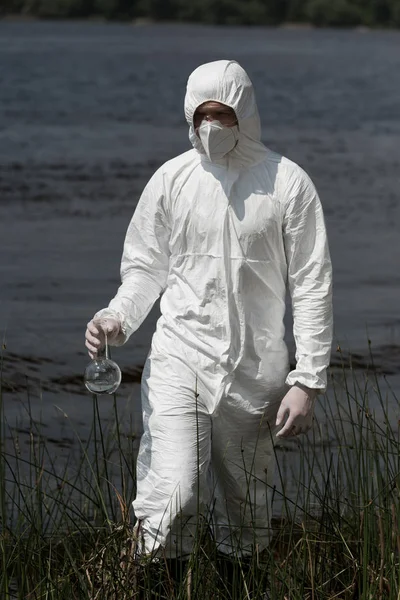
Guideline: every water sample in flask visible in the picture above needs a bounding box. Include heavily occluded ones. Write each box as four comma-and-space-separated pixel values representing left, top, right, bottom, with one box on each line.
84, 331, 122, 394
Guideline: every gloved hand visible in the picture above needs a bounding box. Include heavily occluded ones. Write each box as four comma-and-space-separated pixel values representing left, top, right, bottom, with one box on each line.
275, 384, 317, 438
85, 317, 121, 359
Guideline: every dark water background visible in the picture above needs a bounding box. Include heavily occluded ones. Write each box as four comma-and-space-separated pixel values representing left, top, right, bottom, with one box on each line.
1, 21, 400, 453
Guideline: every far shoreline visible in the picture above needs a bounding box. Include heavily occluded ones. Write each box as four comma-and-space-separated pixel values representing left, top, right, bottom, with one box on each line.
0, 14, 390, 32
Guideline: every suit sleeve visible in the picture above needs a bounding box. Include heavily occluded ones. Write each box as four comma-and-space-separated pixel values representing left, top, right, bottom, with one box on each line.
283, 170, 333, 391
95, 169, 170, 345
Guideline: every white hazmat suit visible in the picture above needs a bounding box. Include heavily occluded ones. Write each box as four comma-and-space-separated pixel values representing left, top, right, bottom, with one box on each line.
95, 60, 333, 557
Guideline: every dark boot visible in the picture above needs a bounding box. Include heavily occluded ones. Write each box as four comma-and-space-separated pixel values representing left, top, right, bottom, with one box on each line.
165, 557, 189, 585
216, 552, 246, 598
134, 559, 170, 598
216, 552, 269, 599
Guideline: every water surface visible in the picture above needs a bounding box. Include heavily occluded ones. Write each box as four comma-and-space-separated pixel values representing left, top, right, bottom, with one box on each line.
1, 21, 399, 470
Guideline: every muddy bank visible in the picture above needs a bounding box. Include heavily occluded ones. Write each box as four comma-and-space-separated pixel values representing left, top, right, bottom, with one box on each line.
2, 343, 400, 399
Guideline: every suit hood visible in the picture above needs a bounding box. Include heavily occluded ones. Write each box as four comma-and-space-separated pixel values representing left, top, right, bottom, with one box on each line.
184, 60, 268, 168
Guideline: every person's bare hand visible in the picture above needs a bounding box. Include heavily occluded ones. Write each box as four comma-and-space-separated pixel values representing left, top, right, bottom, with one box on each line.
85, 317, 121, 359
275, 384, 317, 438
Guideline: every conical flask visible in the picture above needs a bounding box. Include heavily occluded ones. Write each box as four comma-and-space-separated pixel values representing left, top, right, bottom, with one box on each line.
84, 332, 121, 394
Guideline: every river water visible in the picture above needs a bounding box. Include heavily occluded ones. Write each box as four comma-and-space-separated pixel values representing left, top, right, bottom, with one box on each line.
0, 21, 399, 505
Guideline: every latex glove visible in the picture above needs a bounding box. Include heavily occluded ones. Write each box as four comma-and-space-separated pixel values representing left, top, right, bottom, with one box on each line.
275, 384, 317, 438
85, 317, 121, 359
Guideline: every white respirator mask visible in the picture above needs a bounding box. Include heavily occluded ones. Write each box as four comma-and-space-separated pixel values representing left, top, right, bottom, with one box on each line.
198, 119, 239, 161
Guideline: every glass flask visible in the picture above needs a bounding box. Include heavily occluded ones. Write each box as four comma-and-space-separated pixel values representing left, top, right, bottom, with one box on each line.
84, 333, 122, 394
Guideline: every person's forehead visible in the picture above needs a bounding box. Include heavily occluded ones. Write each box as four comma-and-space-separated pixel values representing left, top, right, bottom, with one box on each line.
195, 101, 234, 113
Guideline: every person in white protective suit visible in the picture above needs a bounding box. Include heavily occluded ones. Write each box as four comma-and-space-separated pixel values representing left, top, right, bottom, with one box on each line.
85, 60, 333, 560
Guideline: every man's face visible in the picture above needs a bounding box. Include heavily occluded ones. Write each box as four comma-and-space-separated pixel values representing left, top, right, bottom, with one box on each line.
193, 101, 238, 131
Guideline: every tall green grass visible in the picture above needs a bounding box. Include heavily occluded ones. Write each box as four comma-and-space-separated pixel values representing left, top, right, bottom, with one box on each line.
0, 353, 399, 599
